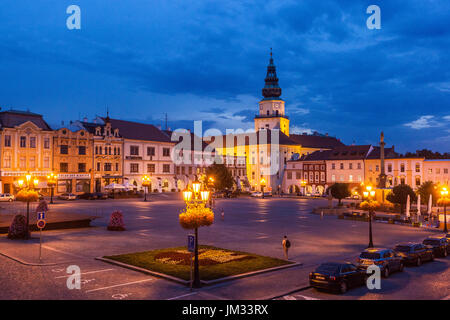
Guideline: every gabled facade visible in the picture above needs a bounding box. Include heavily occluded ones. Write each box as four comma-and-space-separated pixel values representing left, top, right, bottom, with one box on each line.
0, 110, 53, 194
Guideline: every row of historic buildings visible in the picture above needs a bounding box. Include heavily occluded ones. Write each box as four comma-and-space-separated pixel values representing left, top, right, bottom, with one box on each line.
0, 110, 246, 195
1, 52, 448, 196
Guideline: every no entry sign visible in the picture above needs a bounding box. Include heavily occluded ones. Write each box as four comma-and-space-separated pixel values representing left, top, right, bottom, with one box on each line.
37, 219, 46, 229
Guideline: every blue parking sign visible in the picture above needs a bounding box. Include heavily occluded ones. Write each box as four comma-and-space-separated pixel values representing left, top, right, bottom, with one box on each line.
188, 234, 195, 252
37, 212, 45, 220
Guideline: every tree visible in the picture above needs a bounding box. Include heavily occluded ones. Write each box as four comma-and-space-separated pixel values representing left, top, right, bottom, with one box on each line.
206, 163, 234, 191
386, 184, 416, 214
329, 183, 351, 206
416, 181, 440, 205
179, 202, 214, 287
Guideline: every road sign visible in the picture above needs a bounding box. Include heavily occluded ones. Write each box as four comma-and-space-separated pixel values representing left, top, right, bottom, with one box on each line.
37, 212, 45, 220
188, 234, 195, 252
37, 219, 46, 229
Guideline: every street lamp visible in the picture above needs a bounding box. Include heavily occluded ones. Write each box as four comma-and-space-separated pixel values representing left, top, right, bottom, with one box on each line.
363, 185, 376, 248
47, 173, 57, 204
260, 177, 266, 199
440, 187, 449, 233
16, 172, 40, 240
182, 181, 211, 288
142, 175, 151, 202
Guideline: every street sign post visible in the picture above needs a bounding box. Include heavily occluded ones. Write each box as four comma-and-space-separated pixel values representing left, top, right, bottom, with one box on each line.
37, 219, 46, 262
37, 211, 45, 220
187, 234, 195, 291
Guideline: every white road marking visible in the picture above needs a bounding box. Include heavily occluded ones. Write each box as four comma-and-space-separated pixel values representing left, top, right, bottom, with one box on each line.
137, 216, 152, 220
85, 278, 153, 293
167, 292, 197, 300
42, 245, 86, 258
295, 294, 320, 300
283, 295, 297, 300
55, 268, 114, 279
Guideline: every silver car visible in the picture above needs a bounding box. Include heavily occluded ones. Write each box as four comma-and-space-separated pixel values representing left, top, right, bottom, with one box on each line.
0, 193, 15, 202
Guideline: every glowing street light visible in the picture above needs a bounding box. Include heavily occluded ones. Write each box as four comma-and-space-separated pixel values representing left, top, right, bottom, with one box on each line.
440, 186, 449, 233
46, 173, 57, 204
260, 177, 266, 199
363, 185, 376, 248
142, 175, 152, 202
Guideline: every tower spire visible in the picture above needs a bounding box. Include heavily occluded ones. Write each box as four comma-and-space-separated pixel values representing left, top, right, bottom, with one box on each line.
262, 49, 281, 99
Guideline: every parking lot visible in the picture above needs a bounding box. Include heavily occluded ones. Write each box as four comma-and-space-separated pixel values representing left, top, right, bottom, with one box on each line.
0, 195, 448, 300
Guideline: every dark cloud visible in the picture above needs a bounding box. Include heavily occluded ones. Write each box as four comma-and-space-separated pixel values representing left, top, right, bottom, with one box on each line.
0, 0, 449, 152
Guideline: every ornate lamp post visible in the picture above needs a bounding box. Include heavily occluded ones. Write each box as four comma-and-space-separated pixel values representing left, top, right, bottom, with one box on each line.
181, 179, 212, 288
142, 175, 151, 202
47, 173, 57, 204
260, 177, 266, 199
17, 173, 40, 239
439, 187, 449, 233
363, 185, 376, 248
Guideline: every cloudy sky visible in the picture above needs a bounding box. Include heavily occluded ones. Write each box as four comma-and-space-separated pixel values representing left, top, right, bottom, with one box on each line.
0, 0, 449, 153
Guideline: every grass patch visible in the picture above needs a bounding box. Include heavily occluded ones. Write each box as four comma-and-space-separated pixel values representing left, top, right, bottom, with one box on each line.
104, 245, 292, 281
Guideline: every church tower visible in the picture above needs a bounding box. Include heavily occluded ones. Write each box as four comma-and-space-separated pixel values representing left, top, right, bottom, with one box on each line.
254, 49, 290, 136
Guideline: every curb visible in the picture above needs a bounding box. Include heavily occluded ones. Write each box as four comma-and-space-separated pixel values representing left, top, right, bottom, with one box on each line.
96, 256, 301, 287
95, 256, 190, 285
200, 261, 302, 286
264, 285, 312, 300
0, 251, 61, 266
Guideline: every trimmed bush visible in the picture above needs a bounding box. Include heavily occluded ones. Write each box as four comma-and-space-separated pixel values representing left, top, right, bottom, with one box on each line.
8, 214, 29, 239
107, 210, 125, 231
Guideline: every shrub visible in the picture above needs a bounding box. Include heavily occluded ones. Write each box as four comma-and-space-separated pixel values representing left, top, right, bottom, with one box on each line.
7, 214, 29, 239
179, 205, 214, 230
16, 189, 39, 202
107, 210, 125, 231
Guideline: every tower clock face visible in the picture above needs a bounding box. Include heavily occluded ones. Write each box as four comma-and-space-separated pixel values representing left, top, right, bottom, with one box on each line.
274, 103, 279, 109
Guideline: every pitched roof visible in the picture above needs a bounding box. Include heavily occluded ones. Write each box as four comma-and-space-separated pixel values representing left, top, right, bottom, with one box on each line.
289, 133, 344, 149
107, 118, 173, 143
299, 149, 333, 161
209, 129, 299, 147
365, 146, 398, 159
164, 130, 210, 151
326, 145, 372, 160
0, 110, 52, 131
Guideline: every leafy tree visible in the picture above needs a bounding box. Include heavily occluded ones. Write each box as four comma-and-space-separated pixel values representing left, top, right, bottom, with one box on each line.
416, 181, 440, 205
386, 184, 416, 214
206, 163, 234, 191
329, 183, 351, 206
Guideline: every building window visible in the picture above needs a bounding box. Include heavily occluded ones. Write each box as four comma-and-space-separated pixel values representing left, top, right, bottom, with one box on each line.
60, 163, 68, 173
20, 136, 26, 148
331, 175, 336, 182
331, 163, 335, 170
60, 145, 69, 154
29, 157, 36, 169
320, 172, 325, 181
96, 162, 100, 171
444, 168, 448, 174
4, 135, 11, 147
3, 154, 11, 168
340, 163, 344, 170
130, 145, 139, 155
349, 175, 353, 182
19, 157, 26, 168
117, 147, 120, 155
188, 166, 192, 175
388, 164, 392, 172
163, 164, 170, 173
400, 177, 405, 184
415, 177, 421, 186
287, 172, 292, 180
415, 163, 420, 172
30, 137, 36, 148
400, 164, 405, 173
357, 163, 361, 170
44, 138, 50, 149
43, 156, 50, 169
147, 147, 155, 156
130, 163, 139, 173
349, 163, 353, 170
115, 163, 119, 171
375, 165, 379, 172
78, 163, 86, 173
296, 171, 301, 179
163, 148, 170, 157
104, 163, 112, 171
147, 164, 155, 173
78, 146, 86, 155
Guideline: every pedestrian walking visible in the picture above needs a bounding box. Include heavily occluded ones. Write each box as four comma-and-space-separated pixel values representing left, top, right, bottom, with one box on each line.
282, 235, 290, 260
320, 210, 324, 220
221, 208, 225, 221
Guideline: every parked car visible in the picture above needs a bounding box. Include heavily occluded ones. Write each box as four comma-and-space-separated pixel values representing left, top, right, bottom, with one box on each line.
357, 248, 404, 277
393, 242, 435, 266
423, 236, 450, 257
77, 192, 107, 200
250, 192, 262, 197
213, 191, 226, 198
309, 262, 366, 294
77, 192, 94, 200
58, 193, 77, 200
0, 193, 15, 202
94, 192, 108, 200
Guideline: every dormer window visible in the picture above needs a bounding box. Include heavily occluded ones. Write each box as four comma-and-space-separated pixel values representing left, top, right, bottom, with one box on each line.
95, 127, 101, 136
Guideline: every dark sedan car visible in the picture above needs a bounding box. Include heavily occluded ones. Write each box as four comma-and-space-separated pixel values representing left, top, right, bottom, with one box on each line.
357, 248, 404, 277
394, 243, 434, 266
77, 192, 108, 200
423, 236, 450, 257
309, 262, 366, 294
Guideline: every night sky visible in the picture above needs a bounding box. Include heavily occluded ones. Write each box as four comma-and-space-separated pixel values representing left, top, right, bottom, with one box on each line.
0, 1, 449, 153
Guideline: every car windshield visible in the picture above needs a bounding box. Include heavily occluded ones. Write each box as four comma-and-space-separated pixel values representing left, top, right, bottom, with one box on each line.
316, 263, 340, 274
423, 239, 440, 246
394, 246, 411, 253
359, 252, 380, 259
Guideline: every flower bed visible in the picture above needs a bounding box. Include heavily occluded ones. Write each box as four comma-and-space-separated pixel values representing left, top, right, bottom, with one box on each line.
104, 245, 292, 281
